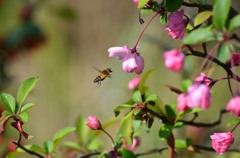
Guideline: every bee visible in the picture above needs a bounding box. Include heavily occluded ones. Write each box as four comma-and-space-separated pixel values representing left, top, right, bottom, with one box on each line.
93, 67, 112, 86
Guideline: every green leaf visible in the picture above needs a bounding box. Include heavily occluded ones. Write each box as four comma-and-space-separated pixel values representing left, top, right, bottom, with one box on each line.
43, 141, 54, 154
159, 12, 167, 25
164, 0, 183, 12
53, 127, 76, 149
183, 27, 215, 45
132, 90, 142, 103
138, 0, 149, 8
217, 42, 231, 62
194, 11, 213, 26
228, 15, 240, 32
17, 77, 40, 106
87, 138, 102, 151
198, 0, 207, 5
30, 144, 46, 154
165, 105, 176, 120
139, 69, 155, 92
20, 103, 36, 113
62, 141, 81, 151
1, 93, 16, 113
174, 122, 183, 128
140, 2, 158, 14
114, 104, 134, 117
175, 138, 192, 148
120, 110, 134, 145
213, 0, 230, 29
119, 149, 137, 158
6, 152, 23, 158
159, 124, 173, 139
145, 94, 158, 103
19, 112, 28, 123
181, 80, 192, 92
227, 118, 240, 126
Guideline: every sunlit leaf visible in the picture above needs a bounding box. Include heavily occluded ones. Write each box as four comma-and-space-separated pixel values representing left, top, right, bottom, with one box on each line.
227, 118, 240, 126
20, 103, 36, 113
44, 141, 54, 154
138, 0, 149, 8
217, 42, 231, 62
175, 138, 192, 148
30, 144, 46, 154
17, 77, 40, 106
145, 94, 158, 103
159, 124, 173, 139
139, 69, 155, 92
159, 12, 167, 25
228, 15, 240, 32
213, 0, 230, 29
53, 127, 76, 149
19, 112, 28, 123
120, 110, 134, 145
114, 104, 134, 117
194, 11, 213, 26
132, 90, 142, 103
1, 93, 16, 113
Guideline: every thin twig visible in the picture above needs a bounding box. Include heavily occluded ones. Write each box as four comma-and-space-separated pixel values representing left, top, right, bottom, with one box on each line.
13, 142, 44, 158
135, 147, 168, 157
76, 151, 101, 158
193, 144, 240, 153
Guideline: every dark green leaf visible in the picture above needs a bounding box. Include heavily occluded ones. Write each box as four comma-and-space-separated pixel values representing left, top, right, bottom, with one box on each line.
227, 118, 240, 126
119, 149, 137, 158
159, 124, 173, 139
194, 11, 213, 26
19, 112, 28, 123
1, 93, 16, 113
165, 105, 176, 120
159, 12, 167, 25
20, 103, 36, 113
164, 0, 183, 12
53, 127, 76, 149
228, 15, 240, 32
132, 90, 142, 103
181, 80, 192, 92
217, 42, 231, 62
43, 141, 54, 154
198, 0, 207, 5
183, 27, 215, 44
213, 0, 230, 29
120, 110, 134, 145
17, 77, 40, 106
138, 0, 149, 8
114, 104, 134, 117
139, 69, 155, 92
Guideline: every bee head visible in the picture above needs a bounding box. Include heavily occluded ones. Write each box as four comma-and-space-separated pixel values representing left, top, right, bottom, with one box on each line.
107, 68, 112, 73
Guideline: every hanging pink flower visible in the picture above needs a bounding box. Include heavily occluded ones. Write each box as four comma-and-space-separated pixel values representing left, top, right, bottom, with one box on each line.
163, 49, 185, 72
128, 77, 141, 90
226, 96, 240, 116
177, 93, 189, 111
165, 9, 186, 39
187, 84, 211, 109
85, 116, 102, 130
194, 72, 215, 87
210, 132, 234, 155
108, 46, 144, 74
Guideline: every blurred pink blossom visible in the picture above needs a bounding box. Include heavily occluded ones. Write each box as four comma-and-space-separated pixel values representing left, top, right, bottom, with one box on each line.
227, 52, 240, 67
226, 96, 240, 116
85, 116, 101, 130
194, 72, 214, 87
187, 84, 211, 109
163, 49, 184, 72
123, 137, 141, 151
210, 132, 234, 155
177, 93, 189, 111
128, 77, 141, 90
108, 46, 144, 74
165, 9, 186, 39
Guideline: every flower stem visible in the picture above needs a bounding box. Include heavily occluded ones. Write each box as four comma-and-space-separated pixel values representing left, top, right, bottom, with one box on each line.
231, 122, 240, 133
101, 128, 115, 147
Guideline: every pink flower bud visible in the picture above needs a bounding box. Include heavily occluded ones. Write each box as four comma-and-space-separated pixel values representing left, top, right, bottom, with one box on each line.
128, 77, 141, 90
177, 93, 189, 111
85, 116, 101, 130
194, 72, 215, 87
165, 9, 186, 39
210, 132, 234, 155
163, 49, 185, 72
226, 96, 240, 116
226, 52, 240, 67
187, 84, 211, 109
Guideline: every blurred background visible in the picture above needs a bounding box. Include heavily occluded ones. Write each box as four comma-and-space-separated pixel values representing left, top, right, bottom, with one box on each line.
0, 0, 240, 157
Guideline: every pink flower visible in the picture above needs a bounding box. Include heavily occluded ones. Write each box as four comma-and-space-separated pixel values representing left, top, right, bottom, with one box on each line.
210, 132, 234, 155
122, 137, 141, 151
165, 9, 186, 39
85, 116, 101, 130
226, 96, 240, 116
177, 93, 189, 111
108, 46, 144, 74
227, 52, 240, 67
187, 84, 211, 109
163, 49, 185, 72
128, 77, 141, 90
194, 72, 215, 87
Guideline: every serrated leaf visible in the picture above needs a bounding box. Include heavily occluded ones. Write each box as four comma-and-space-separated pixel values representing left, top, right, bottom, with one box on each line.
139, 69, 155, 92
17, 77, 40, 106
1, 93, 16, 113
44, 141, 54, 154
114, 104, 134, 117
19, 112, 28, 123
217, 42, 231, 62
120, 110, 134, 145
20, 103, 36, 113
183, 27, 215, 45
228, 15, 240, 32
227, 118, 240, 126
53, 127, 76, 149
138, 0, 149, 8
159, 124, 173, 139
194, 11, 213, 26
213, 0, 230, 29
164, 0, 183, 12
119, 149, 137, 158
132, 90, 142, 103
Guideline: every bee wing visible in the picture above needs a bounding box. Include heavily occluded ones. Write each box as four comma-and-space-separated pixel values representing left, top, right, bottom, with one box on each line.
92, 66, 102, 72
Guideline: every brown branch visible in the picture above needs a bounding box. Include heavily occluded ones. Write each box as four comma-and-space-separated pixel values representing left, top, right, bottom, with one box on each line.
193, 144, 240, 153
135, 147, 168, 157
13, 142, 44, 158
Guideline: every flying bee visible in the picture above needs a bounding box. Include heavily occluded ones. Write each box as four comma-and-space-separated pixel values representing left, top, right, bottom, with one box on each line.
93, 67, 112, 86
